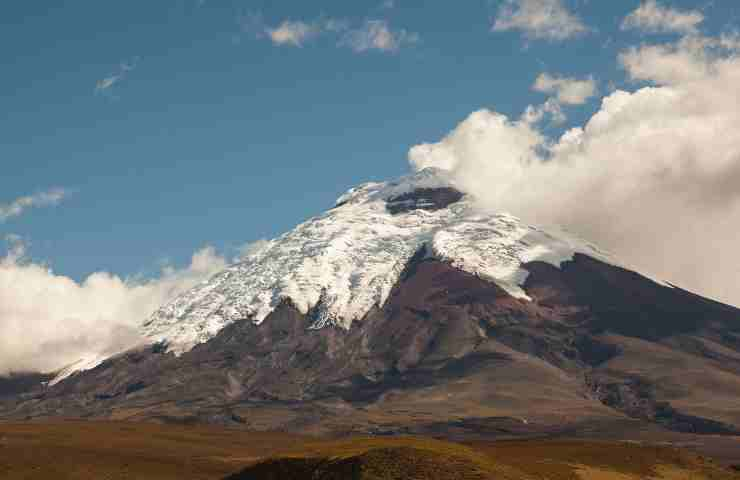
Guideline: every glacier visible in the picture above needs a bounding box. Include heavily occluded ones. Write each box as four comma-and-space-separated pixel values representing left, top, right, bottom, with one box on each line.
141, 167, 613, 355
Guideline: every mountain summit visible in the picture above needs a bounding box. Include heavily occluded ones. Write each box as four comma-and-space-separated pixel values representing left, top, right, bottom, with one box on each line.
143, 167, 610, 354
2, 170, 739, 439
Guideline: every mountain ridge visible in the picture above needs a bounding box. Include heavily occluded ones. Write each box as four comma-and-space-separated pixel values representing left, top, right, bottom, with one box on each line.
4, 253, 739, 438
2, 169, 739, 445
140, 167, 616, 358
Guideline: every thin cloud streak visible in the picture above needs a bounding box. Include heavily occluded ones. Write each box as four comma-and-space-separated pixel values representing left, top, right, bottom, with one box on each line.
240, 13, 418, 53
0, 189, 68, 223
95, 57, 138, 94
339, 20, 419, 53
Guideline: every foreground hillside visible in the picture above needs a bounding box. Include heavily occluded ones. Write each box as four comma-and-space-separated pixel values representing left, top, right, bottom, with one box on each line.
0, 421, 738, 479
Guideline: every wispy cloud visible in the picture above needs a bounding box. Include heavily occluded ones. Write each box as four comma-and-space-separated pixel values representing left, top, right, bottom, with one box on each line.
267, 20, 323, 47
621, 0, 704, 35
340, 20, 419, 53
240, 14, 418, 53
521, 72, 597, 126
95, 57, 139, 95
521, 98, 566, 125
492, 0, 589, 42
2, 234, 27, 262
0, 188, 69, 223
532, 72, 597, 105
237, 238, 269, 262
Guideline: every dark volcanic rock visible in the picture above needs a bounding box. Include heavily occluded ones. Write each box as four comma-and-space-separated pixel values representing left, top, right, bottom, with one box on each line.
0, 373, 52, 397
586, 374, 740, 435
2, 254, 740, 437
523, 254, 740, 341
386, 187, 464, 214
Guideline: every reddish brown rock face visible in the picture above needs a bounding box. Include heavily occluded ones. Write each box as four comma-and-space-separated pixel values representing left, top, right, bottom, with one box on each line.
2, 254, 739, 440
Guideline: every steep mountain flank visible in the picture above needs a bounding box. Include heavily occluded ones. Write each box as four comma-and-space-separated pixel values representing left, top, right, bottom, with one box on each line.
4, 254, 739, 437
2, 169, 739, 439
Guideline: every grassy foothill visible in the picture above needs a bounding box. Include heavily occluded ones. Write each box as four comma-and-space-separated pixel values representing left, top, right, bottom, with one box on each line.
1, 421, 738, 479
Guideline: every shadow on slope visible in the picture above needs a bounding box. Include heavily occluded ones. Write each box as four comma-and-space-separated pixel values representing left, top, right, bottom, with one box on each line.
225, 438, 740, 480
224, 447, 493, 480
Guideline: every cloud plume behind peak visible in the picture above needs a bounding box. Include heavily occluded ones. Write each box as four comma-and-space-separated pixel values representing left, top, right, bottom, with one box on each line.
410, 33, 740, 308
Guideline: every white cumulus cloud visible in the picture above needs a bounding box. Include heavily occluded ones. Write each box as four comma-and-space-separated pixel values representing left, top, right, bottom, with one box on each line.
492, 0, 589, 42
0, 241, 228, 375
619, 33, 740, 85
622, 0, 704, 35
410, 32, 740, 307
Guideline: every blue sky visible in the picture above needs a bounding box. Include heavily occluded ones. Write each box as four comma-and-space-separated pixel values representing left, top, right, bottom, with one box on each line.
1, 0, 737, 282
4, 0, 740, 373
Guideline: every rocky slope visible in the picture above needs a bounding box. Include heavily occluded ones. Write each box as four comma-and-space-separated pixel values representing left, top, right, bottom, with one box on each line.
139, 167, 611, 356
2, 169, 740, 439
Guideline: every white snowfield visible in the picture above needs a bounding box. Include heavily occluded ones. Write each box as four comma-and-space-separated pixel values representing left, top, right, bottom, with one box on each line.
141, 168, 612, 355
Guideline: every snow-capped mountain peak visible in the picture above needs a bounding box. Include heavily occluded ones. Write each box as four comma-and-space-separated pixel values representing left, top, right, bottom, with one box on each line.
334, 167, 459, 206
141, 168, 610, 355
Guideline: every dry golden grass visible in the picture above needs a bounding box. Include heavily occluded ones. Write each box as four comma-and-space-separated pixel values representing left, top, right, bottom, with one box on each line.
0, 421, 737, 479
0, 420, 302, 480
576, 464, 721, 480
475, 440, 737, 480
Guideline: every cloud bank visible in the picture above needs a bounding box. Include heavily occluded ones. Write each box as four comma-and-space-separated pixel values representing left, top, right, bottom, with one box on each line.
410, 32, 740, 307
0, 240, 228, 375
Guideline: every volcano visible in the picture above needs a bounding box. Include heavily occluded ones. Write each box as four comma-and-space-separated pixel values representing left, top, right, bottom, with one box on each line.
3, 168, 740, 438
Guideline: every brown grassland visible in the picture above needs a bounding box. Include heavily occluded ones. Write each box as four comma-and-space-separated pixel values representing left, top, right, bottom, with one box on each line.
0, 420, 738, 479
